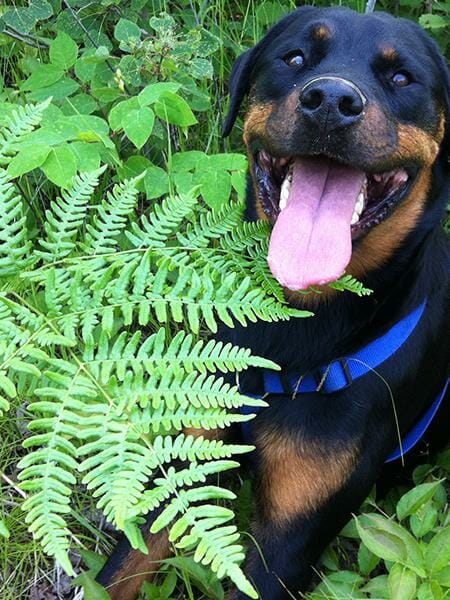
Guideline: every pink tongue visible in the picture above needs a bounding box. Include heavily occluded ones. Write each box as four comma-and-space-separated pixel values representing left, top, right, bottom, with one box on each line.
268, 157, 365, 290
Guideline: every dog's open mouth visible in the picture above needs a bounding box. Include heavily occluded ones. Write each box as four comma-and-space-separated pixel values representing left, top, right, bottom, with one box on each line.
254, 151, 414, 291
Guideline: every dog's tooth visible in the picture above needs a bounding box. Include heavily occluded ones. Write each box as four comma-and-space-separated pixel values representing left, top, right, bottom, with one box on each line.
355, 191, 365, 215
351, 210, 360, 225
279, 177, 291, 211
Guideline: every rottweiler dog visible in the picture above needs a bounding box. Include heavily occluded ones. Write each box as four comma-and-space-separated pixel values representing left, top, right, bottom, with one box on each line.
98, 6, 450, 599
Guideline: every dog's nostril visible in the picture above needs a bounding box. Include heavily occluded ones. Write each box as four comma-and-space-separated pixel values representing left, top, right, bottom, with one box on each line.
339, 93, 364, 117
300, 88, 323, 111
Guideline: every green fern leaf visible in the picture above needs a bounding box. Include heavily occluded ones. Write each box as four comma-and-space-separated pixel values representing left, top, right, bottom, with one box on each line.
84, 173, 144, 255
0, 98, 51, 165
16, 367, 92, 576
126, 192, 198, 248
330, 274, 373, 296
0, 169, 33, 276
37, 166, 107, 262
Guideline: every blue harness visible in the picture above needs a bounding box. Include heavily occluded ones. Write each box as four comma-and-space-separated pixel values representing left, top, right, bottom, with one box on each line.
240, 300, 449, 463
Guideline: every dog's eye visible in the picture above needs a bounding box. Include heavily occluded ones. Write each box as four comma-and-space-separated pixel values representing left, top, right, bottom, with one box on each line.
284, 52, 305, 68
391, 71, 411, 87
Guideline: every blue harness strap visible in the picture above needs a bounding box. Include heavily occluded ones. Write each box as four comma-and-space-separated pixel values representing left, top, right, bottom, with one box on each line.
240, 300, 449, 464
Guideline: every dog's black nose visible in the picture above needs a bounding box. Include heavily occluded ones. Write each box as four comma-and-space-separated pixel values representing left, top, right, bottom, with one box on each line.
298, 77, 366, 129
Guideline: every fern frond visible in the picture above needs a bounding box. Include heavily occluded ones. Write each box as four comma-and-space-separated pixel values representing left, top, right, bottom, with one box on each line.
330, 274, 373, 296
0, 98, 51, 164
135, 402, 258, 434
88, 328, 278, 380
84, 174, 144, 255
153, 491, 258, 599
78, 431, 250, 530
176, 201, 244, 247
16, 368, 95, 575
129, 460, 239, 518
37, 167, 107, 262
126, 192, 198, 248
0, 169, 33, 277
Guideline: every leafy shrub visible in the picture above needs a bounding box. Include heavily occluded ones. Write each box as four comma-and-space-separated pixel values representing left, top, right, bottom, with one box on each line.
309, 454, 450, 600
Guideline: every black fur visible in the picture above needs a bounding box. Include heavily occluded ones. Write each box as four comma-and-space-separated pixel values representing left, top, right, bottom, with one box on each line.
220, 6, 450, 599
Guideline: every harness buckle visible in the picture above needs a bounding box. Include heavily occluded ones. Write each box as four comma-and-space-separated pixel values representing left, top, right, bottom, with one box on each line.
313, 358, 353, 393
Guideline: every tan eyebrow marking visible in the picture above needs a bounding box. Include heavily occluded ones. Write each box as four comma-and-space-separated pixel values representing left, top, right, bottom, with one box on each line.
313, 24, 333, 41
380, 45, 399, 61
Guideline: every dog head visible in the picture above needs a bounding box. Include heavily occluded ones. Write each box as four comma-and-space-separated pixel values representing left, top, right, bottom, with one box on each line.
223, 7, 450, 292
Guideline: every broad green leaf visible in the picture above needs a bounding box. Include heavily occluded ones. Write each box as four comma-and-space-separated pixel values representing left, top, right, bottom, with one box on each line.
122, 107, 155, 149
196, 170, 231, 210
396, 480, 443, 520
154, 92, 197, 127
2, 1, 52, 34
78, 549, 107, 575
358, 542, 380, 576
61, 93, 97, 116
74, 51, 99, 83
21, 64, 64, 91
0, 519, 9, 539
163, 557, 225, 600
42, 145, 77, 188
144, 166, 170, 199
17, 119, 79, 149
417, 581, 444, 600
7, 144, 51, 178
312, 571, 365, 599
117, 156, 151, 191
173, 171, 195, 195
114, 18, 141, 43
205, 153, 248, 172
355, 514, 425, 574
231, 170, 246, 200
434, 566, 450, 588
256, 1, 288, 26
69, 142, 101, 172
27, 77, 79, 102
436, 448, 450, 470
413, 463, 434, 485
160, 571, 177, 597
50, 32, 78, 70
410, 501, 438, 537
149, 13, 176, 34
424, 526, 450, 575
189, 58, 213, 79
388, 563, 417, 600
108, 98, 140, 131
138, 82, 181, 106
419, 14, 447, 29
356, 515, 407, 562
73, 572, 110, 600
361, 574, 389, 598
171, 150, 206, 171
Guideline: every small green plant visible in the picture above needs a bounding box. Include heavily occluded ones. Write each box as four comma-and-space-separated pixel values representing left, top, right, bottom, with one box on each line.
308, 450, 450, 600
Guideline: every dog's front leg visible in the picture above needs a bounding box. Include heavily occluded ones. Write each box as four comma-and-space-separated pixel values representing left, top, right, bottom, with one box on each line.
230, 396, 394, 600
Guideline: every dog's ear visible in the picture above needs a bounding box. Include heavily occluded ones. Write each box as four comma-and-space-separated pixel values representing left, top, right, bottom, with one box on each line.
439, 63, 450, 157
222, 48, 256, 137
222, 7, 315, 137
